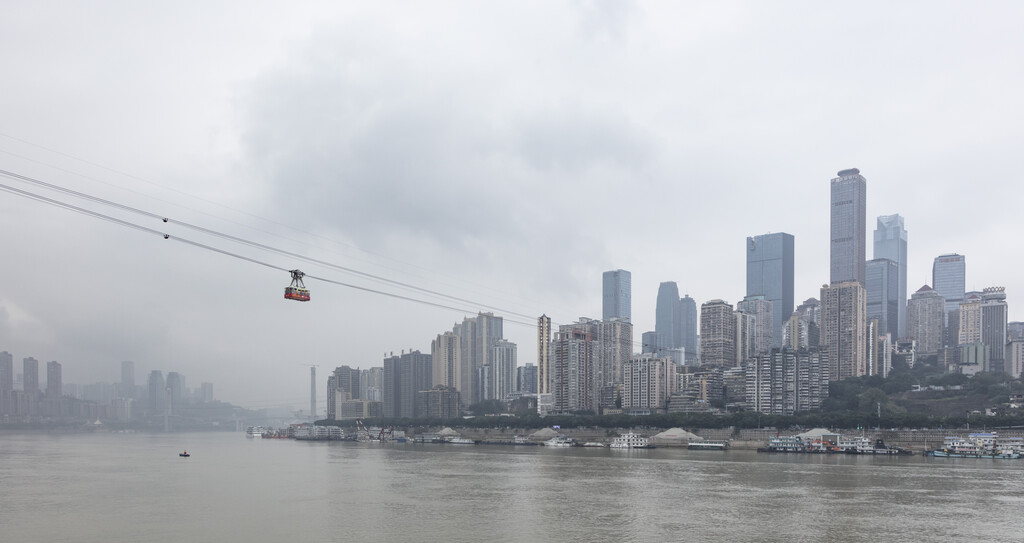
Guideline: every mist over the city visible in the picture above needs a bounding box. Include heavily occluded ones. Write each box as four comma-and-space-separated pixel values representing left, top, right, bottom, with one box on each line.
1, 1, 1022, 412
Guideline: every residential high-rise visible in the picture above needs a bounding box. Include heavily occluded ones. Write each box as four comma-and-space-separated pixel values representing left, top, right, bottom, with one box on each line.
737, 294, 774, 356
602, 269, 631, 322
821, 281, 868, 381
958, 292, 983, 345
431, 332, 461, 390
746, 232, 794, 347
746, 348, 829, 415
517, 363, 538, 394
382, 350, 432, 418
46, 361, 62, 399
537, 315, 551, 394
933, 254, 966, 329
596, 318, 633, 391
699, 300, 736, 368
734, 311, 756, 367
487, 339, 517, 401
655, 282, 681, 350
830, 168, 867, 285
551, 322, 598, 413
452, 312, 503, 405
907, 285, 945, 356
417, 386, 461, 419
795, 298, 821, 347
622, 355, 677, 412
866, 258, 900, 338
873, 215, 908, 336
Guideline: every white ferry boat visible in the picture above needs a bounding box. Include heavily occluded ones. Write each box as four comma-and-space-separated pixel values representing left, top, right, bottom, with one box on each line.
581, 442, 607, 448
609, 432, 653, 449
543, 435, 575, 447
927, 432, 1023, 459
245, 426, 265, 438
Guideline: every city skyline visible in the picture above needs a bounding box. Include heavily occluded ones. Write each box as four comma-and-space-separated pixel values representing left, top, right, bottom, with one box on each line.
2, 3, 1023, 408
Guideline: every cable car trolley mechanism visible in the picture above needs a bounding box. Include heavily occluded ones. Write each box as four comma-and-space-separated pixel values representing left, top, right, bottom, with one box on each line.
284, 269, 310, 302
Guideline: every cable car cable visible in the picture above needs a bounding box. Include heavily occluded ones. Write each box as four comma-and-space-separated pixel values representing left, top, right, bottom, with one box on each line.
0, 167, 542, 321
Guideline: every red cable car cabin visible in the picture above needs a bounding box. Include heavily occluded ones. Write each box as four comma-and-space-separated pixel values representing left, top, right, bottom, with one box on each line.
284, 269, 310, 302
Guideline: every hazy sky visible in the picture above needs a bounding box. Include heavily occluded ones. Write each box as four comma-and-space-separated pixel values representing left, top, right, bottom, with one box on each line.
1, 1, 1022, 411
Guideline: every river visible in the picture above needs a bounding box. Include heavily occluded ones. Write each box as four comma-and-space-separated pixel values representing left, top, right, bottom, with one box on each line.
2, 431, 1022, 542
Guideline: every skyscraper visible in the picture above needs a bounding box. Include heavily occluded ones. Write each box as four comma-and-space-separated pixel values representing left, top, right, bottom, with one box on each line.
679, 295, 698, 361
873, 215, 908, 337
866, 258, 900, 338
655, 282, 681, 350
933, 253, 966, 318
551, 322, 598, 413
746, 232, 794, 347
602, 269, 631, 322
452, 312, 504, 405
830, 168, 867, 285
821, 281, 868, 381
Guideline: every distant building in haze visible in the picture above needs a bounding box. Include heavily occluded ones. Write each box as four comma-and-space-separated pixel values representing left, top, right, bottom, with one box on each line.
417, 386, 461, 419
486, 339, 517, 401
46, 361, 62, 399
147, 370, 165, 416
830, 168, 867, 285
23, 357, 39, 395
120, 360, 135, 399
602, 269, 631, 322
1, 351, 12, 392
873, 214, 908, 336
199, 382, 213, 403
745, 232, 794, 347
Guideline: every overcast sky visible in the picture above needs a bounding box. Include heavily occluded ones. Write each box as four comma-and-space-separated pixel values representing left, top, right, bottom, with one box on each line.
1, 1, 1022, 411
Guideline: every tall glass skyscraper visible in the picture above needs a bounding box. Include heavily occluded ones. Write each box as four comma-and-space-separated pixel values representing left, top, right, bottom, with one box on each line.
866, 258, 900, 338
745, 232, 794, 347
679, 295, 698, 361
932, 254, 966, 317
830, 169, 867, 285
873, 214, 908, 337
602, 269, 631, 322
655, 281, 681, 350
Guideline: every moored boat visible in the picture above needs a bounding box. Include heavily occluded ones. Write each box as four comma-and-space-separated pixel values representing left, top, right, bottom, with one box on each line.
610, 432, 653, 449
543, 435, 575, 447
688, 440, 729, 450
